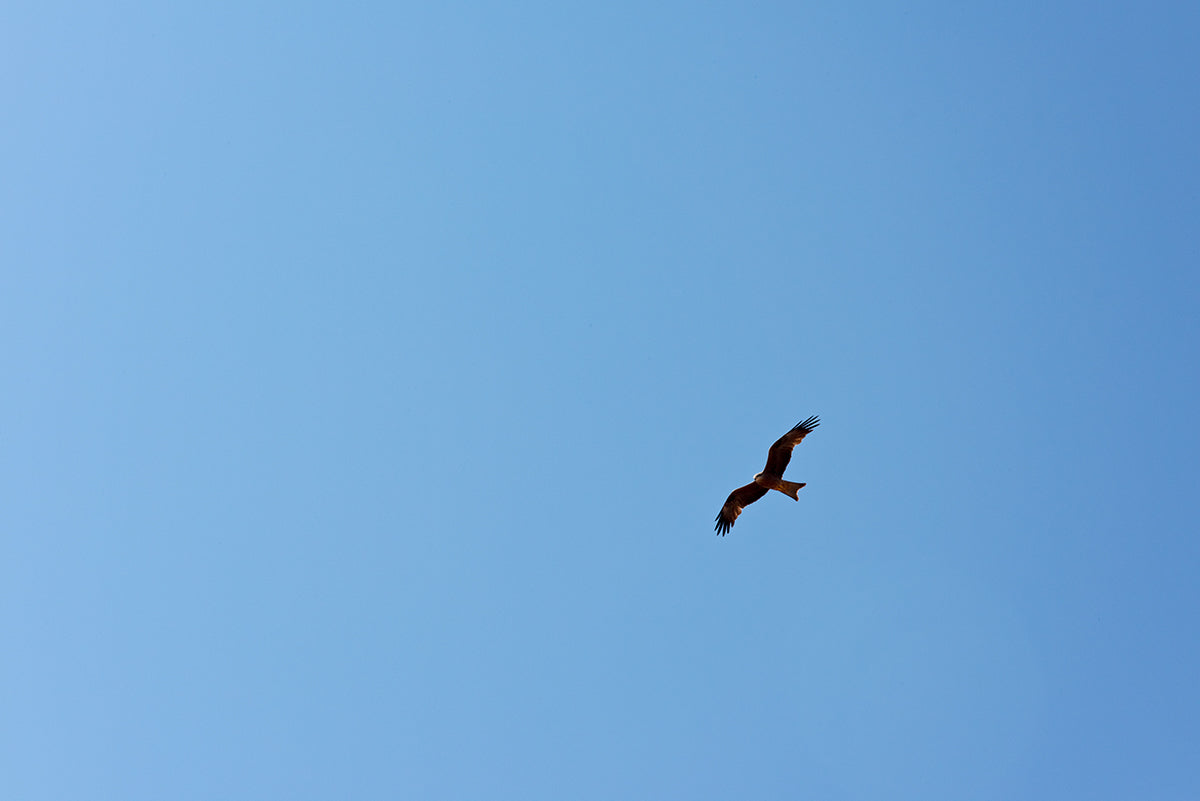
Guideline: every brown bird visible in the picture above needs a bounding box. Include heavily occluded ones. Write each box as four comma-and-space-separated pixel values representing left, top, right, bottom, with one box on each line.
714, 416, 820, 536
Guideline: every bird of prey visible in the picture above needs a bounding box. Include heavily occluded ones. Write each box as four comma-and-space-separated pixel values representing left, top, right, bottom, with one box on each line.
714, 416, 820, 536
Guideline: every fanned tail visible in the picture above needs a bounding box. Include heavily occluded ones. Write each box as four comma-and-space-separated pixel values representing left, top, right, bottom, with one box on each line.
778, 480, 806, 500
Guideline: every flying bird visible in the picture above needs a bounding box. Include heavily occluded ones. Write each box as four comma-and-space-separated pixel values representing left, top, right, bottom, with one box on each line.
714, 416, 820, 536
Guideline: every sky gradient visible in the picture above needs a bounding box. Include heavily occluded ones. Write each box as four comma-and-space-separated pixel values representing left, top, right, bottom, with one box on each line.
3, 2, 1199, 799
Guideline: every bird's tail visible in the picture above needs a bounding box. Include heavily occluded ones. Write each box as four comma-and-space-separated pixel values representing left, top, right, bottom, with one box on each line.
779, 480, 806, 500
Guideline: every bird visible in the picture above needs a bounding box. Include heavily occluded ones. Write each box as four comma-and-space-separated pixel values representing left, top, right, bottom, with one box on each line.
714, 416, 820, 536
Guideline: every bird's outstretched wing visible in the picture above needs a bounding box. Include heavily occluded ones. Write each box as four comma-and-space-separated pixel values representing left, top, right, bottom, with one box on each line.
715, 482, 769, 536
762, 416, 820, 476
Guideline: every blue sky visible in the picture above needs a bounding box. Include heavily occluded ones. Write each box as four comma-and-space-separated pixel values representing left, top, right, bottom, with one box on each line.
3, 2, 1199, 799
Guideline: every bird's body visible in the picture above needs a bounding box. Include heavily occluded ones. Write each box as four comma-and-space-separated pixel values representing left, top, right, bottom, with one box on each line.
714, 416, 819, 536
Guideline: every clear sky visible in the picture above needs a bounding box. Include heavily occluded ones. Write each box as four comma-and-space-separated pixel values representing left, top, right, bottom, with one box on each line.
3, 2, 1199, 799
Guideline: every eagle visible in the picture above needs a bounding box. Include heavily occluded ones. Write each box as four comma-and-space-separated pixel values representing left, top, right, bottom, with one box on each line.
714, 416, 820, 536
